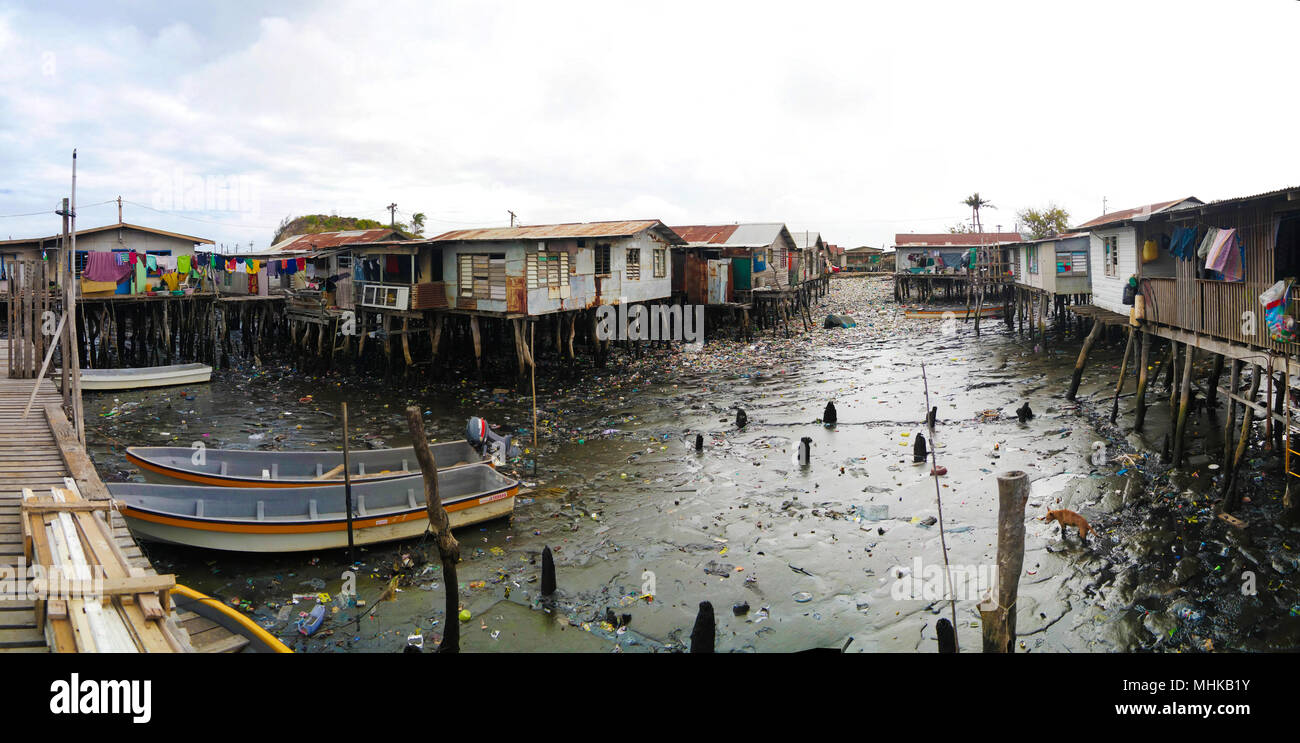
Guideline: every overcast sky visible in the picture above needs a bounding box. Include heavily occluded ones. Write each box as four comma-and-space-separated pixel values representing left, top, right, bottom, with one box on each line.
2, 1, 1297, 251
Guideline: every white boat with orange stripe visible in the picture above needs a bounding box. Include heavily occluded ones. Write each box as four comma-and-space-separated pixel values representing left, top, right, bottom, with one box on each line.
126, 439, 489, 488
110, 463, 519, 553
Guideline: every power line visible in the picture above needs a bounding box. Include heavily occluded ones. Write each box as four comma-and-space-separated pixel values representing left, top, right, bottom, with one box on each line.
0, 200, 115, 219
121, 200, 280, 230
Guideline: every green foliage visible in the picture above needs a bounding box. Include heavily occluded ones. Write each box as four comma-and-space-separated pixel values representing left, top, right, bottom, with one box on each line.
272, 215, 390, 245
1016, 204, 1071, 240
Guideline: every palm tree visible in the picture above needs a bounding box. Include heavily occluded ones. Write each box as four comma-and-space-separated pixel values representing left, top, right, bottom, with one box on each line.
962, 193, 994, 233
411, 212, 426, 237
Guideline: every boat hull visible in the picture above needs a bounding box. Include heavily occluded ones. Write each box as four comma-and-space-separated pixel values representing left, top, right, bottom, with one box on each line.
903, 306, 1002, 320
171, 584, 293, 652
124, 493, 515, 552
81, 363, 212, 390
126, 440, 489, 487
110, 464, 519, 553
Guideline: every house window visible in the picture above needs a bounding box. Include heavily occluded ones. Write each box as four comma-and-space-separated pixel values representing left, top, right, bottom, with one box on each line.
1103, 236, 1119, 277
1027, 246, 1039, 275
653, 248, 666, 278
458, 253, 506, 300
594, 244, 611, 275
527, 248, 568, 289
626, 248, 640, 280
1057, 251, 1088, 276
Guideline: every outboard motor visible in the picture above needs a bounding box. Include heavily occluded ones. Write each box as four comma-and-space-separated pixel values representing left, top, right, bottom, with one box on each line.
467, 417, 518, 465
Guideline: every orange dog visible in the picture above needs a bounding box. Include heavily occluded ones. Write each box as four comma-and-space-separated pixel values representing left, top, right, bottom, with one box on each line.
1044, 509, 1093, 542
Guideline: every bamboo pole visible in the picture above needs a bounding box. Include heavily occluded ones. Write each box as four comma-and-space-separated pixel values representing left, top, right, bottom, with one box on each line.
404, 406, 460, 653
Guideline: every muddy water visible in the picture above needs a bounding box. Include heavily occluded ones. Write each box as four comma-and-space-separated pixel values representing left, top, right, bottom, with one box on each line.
84, 277, 1297, 652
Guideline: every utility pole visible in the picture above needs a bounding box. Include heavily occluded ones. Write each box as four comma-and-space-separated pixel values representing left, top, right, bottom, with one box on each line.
117, 195, 122, 223
387, 203, 398, 229
508, 210, 517, 227
1103, 196, 1108, 215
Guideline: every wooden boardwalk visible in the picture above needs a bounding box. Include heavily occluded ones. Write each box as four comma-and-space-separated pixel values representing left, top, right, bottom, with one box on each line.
0, 342, 165, 652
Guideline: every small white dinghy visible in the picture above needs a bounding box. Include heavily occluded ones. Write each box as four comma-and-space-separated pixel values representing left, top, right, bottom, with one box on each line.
80, 363, 213, 391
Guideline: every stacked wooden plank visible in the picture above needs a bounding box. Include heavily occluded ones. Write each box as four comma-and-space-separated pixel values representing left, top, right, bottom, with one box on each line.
21, 479, 187, 652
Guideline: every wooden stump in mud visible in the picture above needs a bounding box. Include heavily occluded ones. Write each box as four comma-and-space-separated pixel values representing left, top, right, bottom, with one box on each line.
980, 470, 1028, 653
404, 405, 461, 653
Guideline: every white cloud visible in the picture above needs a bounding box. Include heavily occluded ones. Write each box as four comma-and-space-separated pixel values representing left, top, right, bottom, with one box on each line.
0, 0, 1298, 249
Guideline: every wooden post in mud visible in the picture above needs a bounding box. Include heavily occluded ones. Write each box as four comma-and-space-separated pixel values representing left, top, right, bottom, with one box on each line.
1223, 359, 1242, 466
1133, 331, 1153, 431
1223, 364, 1263, 512
690, 600, 715, 653
980, 470, 1028, 653
1171, 344, 1196, 466
1066, 318, 1103, 401
1109, 325, 1136, 423
1206, 353, 1225, 411
342, 403, 355, 559
404, 405, 460, 653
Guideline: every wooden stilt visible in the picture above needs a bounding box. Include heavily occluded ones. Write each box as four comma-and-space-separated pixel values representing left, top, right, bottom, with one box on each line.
1110, 325, 1136, 423
1171, 344, 1196, 466
1223, 359, 1242, 466
1066, 318, 1103, 401
1134, 331, 1153, 431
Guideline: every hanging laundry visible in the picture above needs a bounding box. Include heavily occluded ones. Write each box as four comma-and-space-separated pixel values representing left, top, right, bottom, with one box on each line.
1205, 228, 1242, 281
178, 254, 191, 274
1196, 227, 1219, 260
386, 254, 400, 273
296, 257, 306, 272
83, 251, 132, 282
146, 254, 158, 271
161, 272, 182, 291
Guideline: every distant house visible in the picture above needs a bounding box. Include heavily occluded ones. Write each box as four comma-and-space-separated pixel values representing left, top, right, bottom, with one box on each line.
1073, 197, 1203, 316
0, 221, 213, 295
427, 220, 684, 316
894, 232, 1023, 275
1011, 233, 1091, 295
670, 223, 800, 299
242, 227, 408, 307
845, 245, 884, 271
788, 230, 826, 284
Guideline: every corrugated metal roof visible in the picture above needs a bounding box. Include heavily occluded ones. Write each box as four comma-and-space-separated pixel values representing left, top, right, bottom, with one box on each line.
1010, 231, 1088, 246
789, 230, 822, 249
1074, 197, 1202, 230
0, 221, 214, 246
894, 232, 1022, 247
670, 225, 739, 244
1202, 186, 1300, 209
727, 223, 788, 248
431, 220, 684, 244
268, 228, 405, 252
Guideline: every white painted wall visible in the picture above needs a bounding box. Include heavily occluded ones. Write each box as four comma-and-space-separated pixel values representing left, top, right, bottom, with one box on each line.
1089, 227, 1137, 315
